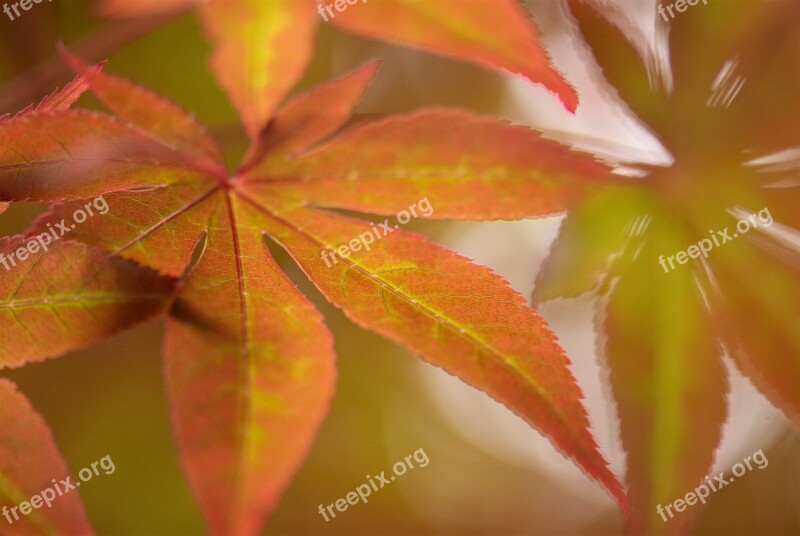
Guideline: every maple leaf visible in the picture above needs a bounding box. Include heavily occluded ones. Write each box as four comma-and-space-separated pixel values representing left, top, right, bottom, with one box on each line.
0, 378, 93, 535
0, 238, 175, 368
0, 65, 98, 122
0, 52, 624, 533
94, 0, 577, 138
0, 65, 99, 211
0, 66, 176, 369
0, 71, 174, 535
530, 1, 800, 533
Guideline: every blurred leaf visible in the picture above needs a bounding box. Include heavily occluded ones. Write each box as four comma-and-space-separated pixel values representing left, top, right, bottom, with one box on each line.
0, 378, 93, 535
533, 188, 641, 304
93, 0, 203, 18
704, 228, 800, 425
197, 0, 319, 139
603, 197, 727, 536
540, 1, 800, 532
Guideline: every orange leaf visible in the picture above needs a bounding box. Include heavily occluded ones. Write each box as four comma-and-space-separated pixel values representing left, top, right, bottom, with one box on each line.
197, 0, 318, 138
0, 66, 106, 216
0, 379, 93, 535
327, 0, 577, 111
1, 69, 98, 123
0, 111, 203, 203
248, 107, 613, 220
164, 193, 336, 535
60, 47, 224, 166
238, 195, 626, 508
95, 0, 578, 135
0, 239, 174, 368
240, 60, 381, 173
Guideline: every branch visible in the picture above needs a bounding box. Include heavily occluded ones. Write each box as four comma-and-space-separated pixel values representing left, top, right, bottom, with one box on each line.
0, 13, 179, 114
